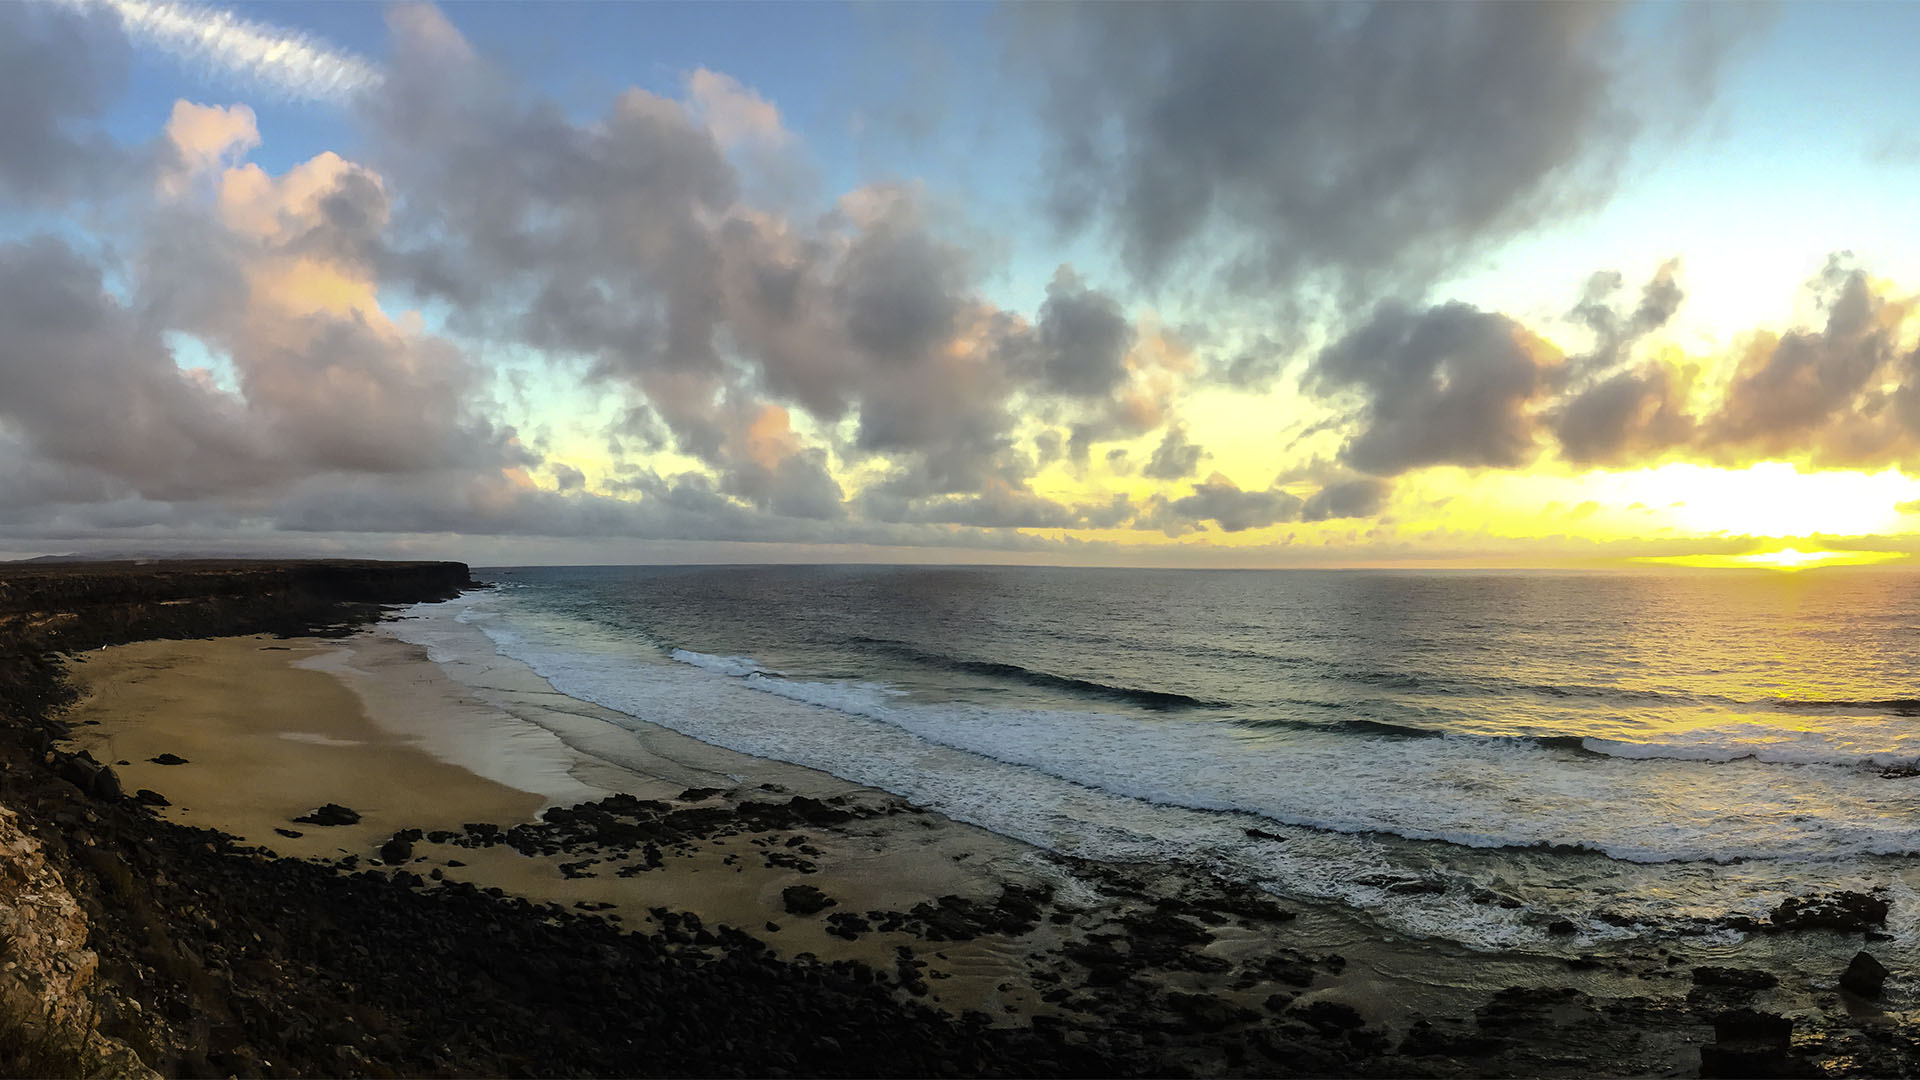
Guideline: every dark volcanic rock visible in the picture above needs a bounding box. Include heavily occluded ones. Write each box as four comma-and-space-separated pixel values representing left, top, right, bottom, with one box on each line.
1692, 966, 1779, 991
1701, 1010, 1808, 1079
133, 788, 169, 806
380, 830, 421, 864
149, 753, 189, 765
1399, 1020, 1512, 1058
91, 765, 122, 800
782, 884, 836, 915
1766, 889, 1889, 933
1292, 999, 1365, 1033
1712, 1008, 1792, 1050
294, 803, 361, 826
1840, 951, 1889, 997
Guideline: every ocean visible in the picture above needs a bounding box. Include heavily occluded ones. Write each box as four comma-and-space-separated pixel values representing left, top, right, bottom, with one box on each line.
393, 564, 1920, 954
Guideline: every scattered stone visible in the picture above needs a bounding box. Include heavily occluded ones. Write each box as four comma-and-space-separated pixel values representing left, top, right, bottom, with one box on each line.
1164, 991, 1256, 1032
1291, 999, 1365, 1033
90, 765, 123, 800
1701, 1009, 1805, 1079
1840, 951, 1889, 998
1399, 1020, 1511, 1058
1766, 889, 1889, 933
294, 803, 361, 826
380, 831, 419, 865
134, 788, 170, 806
1713, 1009, 1792, 1050
826, 912, 872, 940
149, 752, 189, 765
1692, 966, 1779, 990
1357, 873, 1447, 896
273, 828, 303, 839
782, 884, 837, 916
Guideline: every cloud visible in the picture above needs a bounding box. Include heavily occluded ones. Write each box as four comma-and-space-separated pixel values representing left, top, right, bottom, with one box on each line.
159, 99, 258, 196
1139, 473, 1303, 536
0, 3, 131, 204
1703, 261, 1910, 458
0, 236, 274, 500
686, 68, 791, 148
1551, 364, 1696, 466
18, 0, 1902, 564
1548, 261, 1696, 464
1301, 478, 1392, 522
1028, 266, 1136, 397
359, 11, 1180, 524
1309, 302, 1561, 476
1142, 425, 1204, 481
1017, 3, 1746, 309
60, 0, 382, 102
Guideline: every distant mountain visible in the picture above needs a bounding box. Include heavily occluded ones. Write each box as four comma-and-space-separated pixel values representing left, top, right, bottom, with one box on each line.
7, 551, 271, 564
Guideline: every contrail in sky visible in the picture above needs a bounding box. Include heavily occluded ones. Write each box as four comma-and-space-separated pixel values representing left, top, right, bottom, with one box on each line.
55, 0, 383, 103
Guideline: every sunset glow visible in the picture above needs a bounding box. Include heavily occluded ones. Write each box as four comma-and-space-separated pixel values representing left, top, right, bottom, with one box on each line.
2, 2, 1918, 568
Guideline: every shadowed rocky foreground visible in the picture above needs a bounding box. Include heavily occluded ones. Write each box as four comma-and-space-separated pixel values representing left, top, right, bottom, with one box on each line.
1, 560, 1916, 1078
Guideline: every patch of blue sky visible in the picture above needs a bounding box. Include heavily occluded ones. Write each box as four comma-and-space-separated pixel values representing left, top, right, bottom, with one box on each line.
163, 329, 239, 392
1438, 0, 1920, 347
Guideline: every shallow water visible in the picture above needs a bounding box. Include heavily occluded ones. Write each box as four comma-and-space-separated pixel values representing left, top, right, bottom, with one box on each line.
394, 565, 1920, 959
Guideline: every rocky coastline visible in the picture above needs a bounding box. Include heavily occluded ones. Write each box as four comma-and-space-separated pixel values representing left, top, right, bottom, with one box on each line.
2, 560, 1917, 1077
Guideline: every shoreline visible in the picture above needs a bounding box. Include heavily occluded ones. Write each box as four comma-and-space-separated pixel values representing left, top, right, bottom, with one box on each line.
0, 560, 1907, 1075
51, 622, 1877, 1076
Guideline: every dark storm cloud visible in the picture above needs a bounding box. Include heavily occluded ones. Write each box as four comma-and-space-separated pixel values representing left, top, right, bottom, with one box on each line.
1704, 263, 1900, 456
1142, 425, 1204, 481
0, 4, 132, 205
1551, 367, 1694, 466
1018, 2, 1747, 307
1567, 261, 1685, 380
0, 236, 272, 499
1548, 261, 1695, 465
1139, 475, 1304, 536
362, 9, 1184, 523
1029, 267, 1136, 397
1309, 302, 1560, 476
550, 463, 585, 492
1300, 478, 1391, 523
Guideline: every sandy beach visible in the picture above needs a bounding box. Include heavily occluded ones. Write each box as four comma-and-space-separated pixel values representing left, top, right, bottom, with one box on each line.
60, 631, 1199, 1024
46, 617, 1919, 1077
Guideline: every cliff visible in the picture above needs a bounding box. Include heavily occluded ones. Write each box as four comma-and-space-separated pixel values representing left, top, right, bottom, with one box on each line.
0, 560, 474, 1076
0, 560, 471, 654
0, 560, 472, 727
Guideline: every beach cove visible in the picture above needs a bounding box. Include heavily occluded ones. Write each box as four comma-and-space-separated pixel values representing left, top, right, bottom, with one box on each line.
0, 561, 1912, 1076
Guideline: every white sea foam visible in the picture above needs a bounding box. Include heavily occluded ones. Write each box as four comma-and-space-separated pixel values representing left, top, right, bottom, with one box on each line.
388, 589, 1920, 952
669, 649, 779, 678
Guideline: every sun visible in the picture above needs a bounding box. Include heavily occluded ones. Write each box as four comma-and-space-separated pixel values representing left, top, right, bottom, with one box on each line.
1636, 548, 1910, 571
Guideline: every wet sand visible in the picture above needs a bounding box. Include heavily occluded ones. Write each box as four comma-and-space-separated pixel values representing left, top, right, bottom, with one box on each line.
60, 633, 1109, 1020
58, 628, 1907, 1076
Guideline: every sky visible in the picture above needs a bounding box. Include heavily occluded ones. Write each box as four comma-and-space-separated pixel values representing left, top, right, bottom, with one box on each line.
3, 0, 1920, 568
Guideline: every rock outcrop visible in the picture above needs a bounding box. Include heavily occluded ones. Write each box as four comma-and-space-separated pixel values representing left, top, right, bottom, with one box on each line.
0, 804, 155, 1078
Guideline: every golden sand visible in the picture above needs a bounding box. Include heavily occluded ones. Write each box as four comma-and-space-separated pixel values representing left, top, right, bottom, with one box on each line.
59, 632, 1070, 1018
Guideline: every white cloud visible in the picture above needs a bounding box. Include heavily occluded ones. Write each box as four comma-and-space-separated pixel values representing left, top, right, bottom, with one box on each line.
59, 0, 381, 103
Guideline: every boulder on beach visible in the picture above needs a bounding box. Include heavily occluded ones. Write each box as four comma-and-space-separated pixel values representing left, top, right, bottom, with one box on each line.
149, 752, 189, 765
781, 884, 837, 915
1766, 889, 1889, 933
380, 834, 416, 865
1840, 951, 1888, 998
294, 803, 362, 826
1691, 966, 1779, 990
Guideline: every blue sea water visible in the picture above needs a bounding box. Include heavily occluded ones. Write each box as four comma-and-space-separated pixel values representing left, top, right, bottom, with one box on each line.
401, 565, 1920, 951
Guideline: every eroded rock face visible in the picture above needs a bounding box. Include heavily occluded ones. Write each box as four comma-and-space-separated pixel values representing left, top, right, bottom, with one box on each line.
0, 804, 155, 1080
